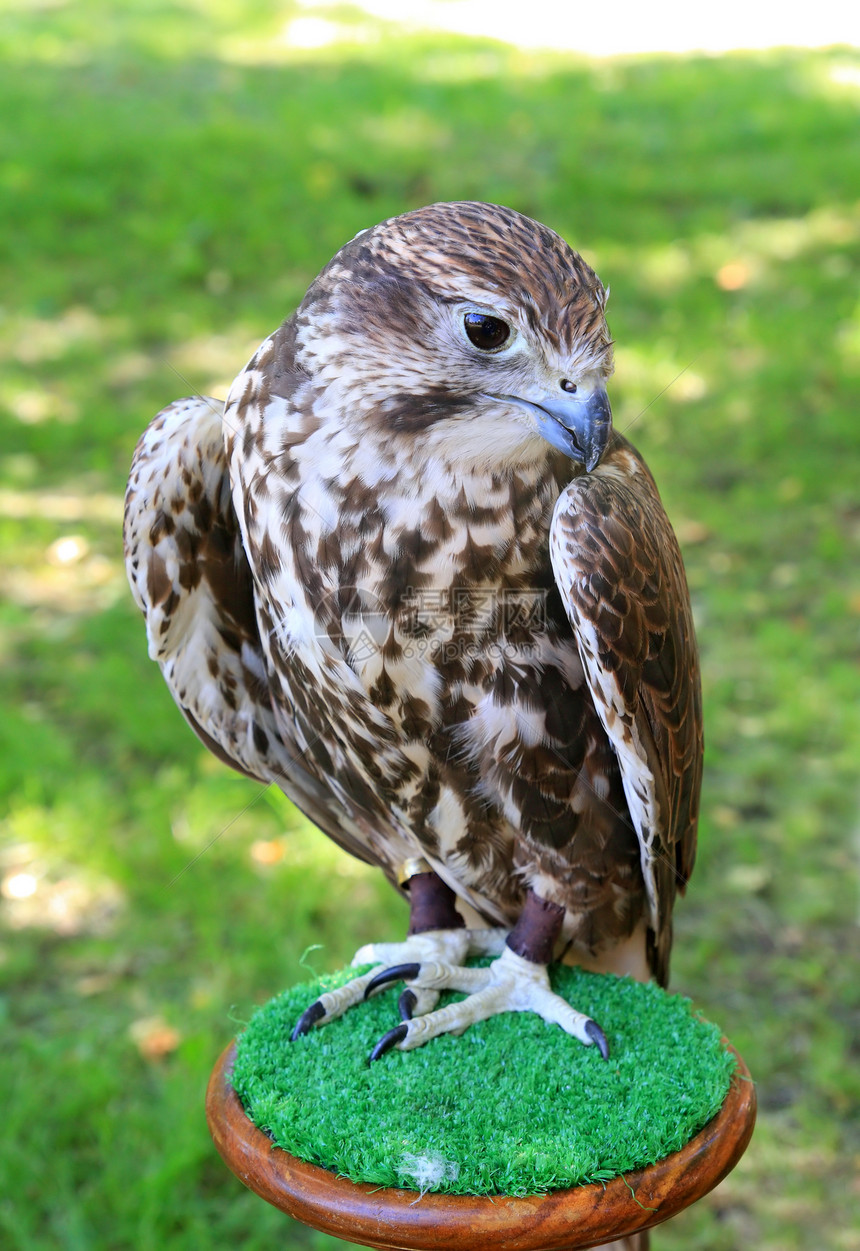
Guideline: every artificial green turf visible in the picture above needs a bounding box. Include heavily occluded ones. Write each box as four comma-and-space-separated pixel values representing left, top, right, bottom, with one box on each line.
232, 962, 737, 1196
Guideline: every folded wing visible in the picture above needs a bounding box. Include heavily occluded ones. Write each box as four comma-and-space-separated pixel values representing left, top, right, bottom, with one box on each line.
549, 437, 703, 982
122, 395, 378, 867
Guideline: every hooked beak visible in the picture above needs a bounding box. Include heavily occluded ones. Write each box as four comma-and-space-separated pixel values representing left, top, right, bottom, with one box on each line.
496, 385, 612, 471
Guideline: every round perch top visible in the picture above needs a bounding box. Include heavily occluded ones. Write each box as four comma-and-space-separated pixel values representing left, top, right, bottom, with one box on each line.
229, 962, 743, 1197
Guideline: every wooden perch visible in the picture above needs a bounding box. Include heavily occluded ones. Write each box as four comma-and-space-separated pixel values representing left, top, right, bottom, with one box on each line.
206, 1040, 756, 1251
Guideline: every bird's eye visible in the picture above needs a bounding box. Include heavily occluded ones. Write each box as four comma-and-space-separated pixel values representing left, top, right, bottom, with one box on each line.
463, 312, 511, 352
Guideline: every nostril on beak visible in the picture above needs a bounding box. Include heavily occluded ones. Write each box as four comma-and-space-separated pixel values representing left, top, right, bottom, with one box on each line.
560, 379, 577, 393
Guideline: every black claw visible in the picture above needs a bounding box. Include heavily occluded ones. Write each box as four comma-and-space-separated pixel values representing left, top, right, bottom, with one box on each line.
399, 989, 417, 1021
363, 962, 422, 1000
585, 1019, 610, 1060
290, 1000, 326, 1041
369, 1023, 409, 1062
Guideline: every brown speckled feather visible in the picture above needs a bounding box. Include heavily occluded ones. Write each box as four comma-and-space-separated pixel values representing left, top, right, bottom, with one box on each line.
550, 436, 703, 981
123, 397, 405, 877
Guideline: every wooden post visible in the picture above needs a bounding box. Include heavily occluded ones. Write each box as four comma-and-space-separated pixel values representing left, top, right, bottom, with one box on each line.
206, 1042, 756, 1251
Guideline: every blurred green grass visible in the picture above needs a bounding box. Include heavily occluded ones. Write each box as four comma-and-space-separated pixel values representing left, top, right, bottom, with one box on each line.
1, 4, 858, 1248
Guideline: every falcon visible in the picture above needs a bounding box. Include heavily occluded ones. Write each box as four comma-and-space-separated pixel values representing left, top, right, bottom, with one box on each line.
124, 201, 702, 1064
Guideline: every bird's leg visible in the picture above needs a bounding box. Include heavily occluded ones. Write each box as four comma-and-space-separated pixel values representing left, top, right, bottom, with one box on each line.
289, 863, 507, 1042
368, 888, 609, 1061
506, 887, 565, 964
405, 870, 465, 935
393, 871, 468, 1019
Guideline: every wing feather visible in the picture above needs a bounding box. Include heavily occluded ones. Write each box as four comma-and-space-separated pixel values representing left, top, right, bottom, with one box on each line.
549, 436, 703, 962
122, 396, 378, 868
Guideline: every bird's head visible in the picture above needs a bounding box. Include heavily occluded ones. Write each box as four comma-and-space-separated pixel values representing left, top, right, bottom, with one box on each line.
293, 201, 614, 472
